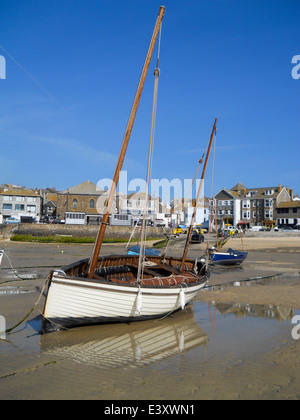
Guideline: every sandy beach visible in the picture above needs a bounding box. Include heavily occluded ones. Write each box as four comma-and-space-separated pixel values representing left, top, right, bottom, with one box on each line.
0, 234, 299, 400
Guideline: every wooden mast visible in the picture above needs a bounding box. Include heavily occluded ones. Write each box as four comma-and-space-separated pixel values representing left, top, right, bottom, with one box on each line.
88, 6, 165, 278
180, 118, 218, 272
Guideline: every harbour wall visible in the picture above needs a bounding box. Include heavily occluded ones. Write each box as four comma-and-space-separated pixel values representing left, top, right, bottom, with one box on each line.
0, 223, 170, 240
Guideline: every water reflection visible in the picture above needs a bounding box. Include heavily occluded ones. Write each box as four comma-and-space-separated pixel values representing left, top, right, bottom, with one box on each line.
210, 302, 295, 322
204, 273, 283, 292
40, 309, 208, 369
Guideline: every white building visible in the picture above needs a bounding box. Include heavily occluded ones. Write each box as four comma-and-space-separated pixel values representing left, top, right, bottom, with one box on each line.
0, 186, 42, 222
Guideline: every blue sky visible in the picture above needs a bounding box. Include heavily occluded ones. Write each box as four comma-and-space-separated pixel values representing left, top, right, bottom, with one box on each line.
0, 0, 299, 198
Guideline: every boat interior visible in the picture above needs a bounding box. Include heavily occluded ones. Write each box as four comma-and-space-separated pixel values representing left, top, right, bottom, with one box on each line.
59, 255, 208, 287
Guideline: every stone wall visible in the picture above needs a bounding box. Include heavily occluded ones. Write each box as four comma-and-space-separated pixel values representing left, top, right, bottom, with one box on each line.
3, 223, 169, 240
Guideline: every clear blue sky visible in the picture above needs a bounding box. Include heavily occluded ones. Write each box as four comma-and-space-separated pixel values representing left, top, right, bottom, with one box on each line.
1, 0, 299, 198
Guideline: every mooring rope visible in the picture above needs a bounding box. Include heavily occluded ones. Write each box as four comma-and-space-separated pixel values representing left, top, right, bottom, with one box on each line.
4, 272, 51, 334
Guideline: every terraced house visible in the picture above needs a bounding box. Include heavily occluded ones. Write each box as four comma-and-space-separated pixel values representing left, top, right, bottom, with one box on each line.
0, 185, 42, 222
276, 200, 300, 228
214, 182, 293, 229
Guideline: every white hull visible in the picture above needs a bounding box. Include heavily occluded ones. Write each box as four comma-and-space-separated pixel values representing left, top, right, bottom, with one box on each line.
43, 272, 207, 332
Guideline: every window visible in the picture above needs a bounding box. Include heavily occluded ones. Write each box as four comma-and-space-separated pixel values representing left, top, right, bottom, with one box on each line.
72, 199, 78, 209
3, 196, 13, 201
90, 199, 95, 209
15, 204, 25, 211
243, 211, 250, 219
15, 196, 25, 202
27, 205, 36, 212
3, 203, 12, 210
242, 200, 250, 208
265, 210, 273, 219
265, 199, 273, 208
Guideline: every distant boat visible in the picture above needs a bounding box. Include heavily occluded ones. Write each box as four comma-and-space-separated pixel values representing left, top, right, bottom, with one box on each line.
209, 248, 248, 266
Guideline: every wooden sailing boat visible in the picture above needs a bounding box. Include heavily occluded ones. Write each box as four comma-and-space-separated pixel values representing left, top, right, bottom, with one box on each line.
41, 7, 216, 333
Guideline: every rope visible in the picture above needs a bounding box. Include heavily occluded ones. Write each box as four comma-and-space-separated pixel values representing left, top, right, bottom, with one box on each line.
4, 272, 51, 334
137, 22, 162, 283
0, 250, 29, 281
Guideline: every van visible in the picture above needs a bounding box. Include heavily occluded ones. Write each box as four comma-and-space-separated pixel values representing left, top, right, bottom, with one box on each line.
250, 226, 263, 232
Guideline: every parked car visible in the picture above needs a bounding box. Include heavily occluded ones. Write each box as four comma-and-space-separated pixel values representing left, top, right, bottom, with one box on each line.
4, 217, 19, 224
173, 227, 182, 235
249, 226, 264, 232
223, 226, 238, 235
154, 219, 165, 227
190, 232, 205, 244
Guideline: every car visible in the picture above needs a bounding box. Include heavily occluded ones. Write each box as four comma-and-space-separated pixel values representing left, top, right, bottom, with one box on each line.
249, 226, 264, 232
173, 227, 182, 235
4, 217, 19, 224
223, 226, 238, 235
190, 232, 205, 244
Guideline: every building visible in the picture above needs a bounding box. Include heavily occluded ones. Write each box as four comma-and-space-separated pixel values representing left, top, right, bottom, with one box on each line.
41, 187, 59, 219
56, 180, 116, 225
185, 198, 209, 226
119, 192, 160, 222
276, 201, 300, 228
214, 183, 292, 229
0, 185, 42, 222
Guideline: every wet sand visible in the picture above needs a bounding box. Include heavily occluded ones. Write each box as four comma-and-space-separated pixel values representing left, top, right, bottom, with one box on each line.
0, 235, 299, 400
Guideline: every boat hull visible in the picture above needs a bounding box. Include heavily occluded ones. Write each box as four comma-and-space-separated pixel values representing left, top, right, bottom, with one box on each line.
42, 255, 208, 333
209, 249, 248, 266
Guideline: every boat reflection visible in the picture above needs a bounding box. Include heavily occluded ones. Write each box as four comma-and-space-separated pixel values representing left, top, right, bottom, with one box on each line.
41, 309, 208, 368
210, 302, 295, 322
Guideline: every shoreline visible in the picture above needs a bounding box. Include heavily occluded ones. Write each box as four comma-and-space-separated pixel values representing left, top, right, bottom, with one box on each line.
0, 237, 299, 400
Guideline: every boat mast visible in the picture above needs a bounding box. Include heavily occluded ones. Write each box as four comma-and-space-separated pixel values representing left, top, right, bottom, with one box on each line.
88, 6, 165, 278
180, 118, 218, 272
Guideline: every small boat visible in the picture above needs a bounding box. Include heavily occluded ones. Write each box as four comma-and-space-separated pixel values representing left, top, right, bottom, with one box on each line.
41, 255, 209, 333
209, 247, 248, 266
41, 7, 216, 333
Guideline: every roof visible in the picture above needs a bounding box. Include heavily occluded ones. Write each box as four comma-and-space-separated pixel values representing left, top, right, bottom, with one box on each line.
61, 181, 104, 195
0, 187, 41, 197
277, 201, 300, 209
231, 182, 246, 192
